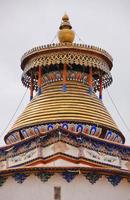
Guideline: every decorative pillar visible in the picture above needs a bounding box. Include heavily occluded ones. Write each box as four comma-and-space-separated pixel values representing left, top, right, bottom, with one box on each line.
30, 73, 34, 101
88, 67, 93, 94
99, 75, 103, 100
63, 63, 67, 92
38, 66, 42, 95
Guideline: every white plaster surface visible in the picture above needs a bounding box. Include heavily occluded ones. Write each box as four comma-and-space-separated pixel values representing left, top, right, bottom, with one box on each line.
0, 174, 130, 200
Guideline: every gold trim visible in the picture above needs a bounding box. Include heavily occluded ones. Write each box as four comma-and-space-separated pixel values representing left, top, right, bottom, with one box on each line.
8, 81, 119, 133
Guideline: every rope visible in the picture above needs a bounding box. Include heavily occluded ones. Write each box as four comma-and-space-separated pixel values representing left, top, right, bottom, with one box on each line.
75, 32, 85, 44
75, 32, 130, 133
0, 88, 28, 138
107, 89, 130, 133
50, 33, 57, 44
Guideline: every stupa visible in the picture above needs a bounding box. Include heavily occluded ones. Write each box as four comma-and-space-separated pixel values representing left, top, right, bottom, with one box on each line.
0, 15, 130, 200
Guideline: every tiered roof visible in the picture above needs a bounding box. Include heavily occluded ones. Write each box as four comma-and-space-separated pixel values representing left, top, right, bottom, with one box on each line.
0, 15, 130, 186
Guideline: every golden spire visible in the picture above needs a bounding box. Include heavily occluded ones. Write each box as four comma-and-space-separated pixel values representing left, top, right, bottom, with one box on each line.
58, 14, 75, 43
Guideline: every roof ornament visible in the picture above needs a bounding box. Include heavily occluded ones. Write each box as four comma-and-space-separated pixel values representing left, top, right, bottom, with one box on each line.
58, 14, 75, 43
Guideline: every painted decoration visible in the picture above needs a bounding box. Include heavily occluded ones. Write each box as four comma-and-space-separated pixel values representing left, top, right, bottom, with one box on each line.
36, 172, 54, 182
62, 172, 78, 183
84, 173, 102, 184
12, 173, 29, 184
107, 175, 122, 186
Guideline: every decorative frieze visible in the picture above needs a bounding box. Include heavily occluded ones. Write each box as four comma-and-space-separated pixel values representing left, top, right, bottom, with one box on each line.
84, 173, 102, 184
0, 129, 130, 171
62, 172, 78, 182
107, 175, 122, 186
35, 172, 54, 182
6, 122, 123, 144
8, 148, 38, 167
0, 172, 128, 187
12, 173, 29, 184
22, 69, 112, 93
21, 43, 113, 66
0, 176, 6, 187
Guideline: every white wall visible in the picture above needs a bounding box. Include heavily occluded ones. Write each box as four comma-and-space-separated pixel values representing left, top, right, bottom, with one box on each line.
0, 174, 130, 200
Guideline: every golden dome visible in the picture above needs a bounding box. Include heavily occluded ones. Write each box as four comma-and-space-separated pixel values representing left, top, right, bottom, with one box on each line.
58, 14, 75, 43
10, 81, 119, 132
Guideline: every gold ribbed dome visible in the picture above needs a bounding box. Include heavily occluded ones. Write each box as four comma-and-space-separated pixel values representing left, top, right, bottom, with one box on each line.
10, 81, 119, 132
58, 14, 75, 43
5, 14, 125, 144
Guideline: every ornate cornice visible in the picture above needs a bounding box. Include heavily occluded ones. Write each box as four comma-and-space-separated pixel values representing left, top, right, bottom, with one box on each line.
0, 167, 130, 187
21, 43, 113, 70
0, 128, 130, 171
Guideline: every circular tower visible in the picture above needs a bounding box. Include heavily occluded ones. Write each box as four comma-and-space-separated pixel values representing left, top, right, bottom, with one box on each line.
0, 14, 130, 200
4, 14, 125, 145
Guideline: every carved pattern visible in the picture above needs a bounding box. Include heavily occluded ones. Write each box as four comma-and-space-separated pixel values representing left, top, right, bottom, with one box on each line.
0, 176, 6, 187
21, 43, 113, 66
36, 172, 54, 182
107, 175, 122, 186
0, 172, 128, 187
21, 41, 113, 92
84, 173, 102, 184
7, 121, 123, 145
22, 70, 112, 92
24, 52, 109, 73
62, 171, 78, 182
12, 173, 29, 184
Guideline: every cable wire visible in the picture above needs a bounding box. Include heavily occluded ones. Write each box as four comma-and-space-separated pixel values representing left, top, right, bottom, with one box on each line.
107, 89, 130, 133
0, 88, 28, 138
75, 32, 130, 134
50, 33, 57, 44
75, 32, 85, 44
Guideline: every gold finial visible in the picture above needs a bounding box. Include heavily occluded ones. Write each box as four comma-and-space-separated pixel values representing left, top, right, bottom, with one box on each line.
62, 13, 69, 21
58, 14, 75, 43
